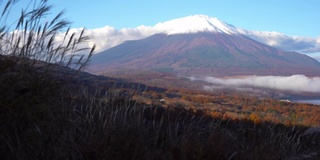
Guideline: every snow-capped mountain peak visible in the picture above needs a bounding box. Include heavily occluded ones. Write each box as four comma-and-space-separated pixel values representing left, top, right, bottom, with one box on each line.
154, 15, 239, 35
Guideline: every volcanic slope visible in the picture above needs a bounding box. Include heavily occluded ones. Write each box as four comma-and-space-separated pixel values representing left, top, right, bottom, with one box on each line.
89, 15, 320, 76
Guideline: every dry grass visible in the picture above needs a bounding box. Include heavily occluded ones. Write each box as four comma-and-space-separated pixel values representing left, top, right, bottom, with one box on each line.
2, 75, 320, 159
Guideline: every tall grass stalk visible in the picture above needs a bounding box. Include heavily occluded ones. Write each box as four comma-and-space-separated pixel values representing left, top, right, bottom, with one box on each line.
0, 0, 94, 159
0, 0, 95, 71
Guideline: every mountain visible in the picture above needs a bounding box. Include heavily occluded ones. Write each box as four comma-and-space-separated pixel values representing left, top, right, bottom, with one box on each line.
88, 15, 320, 76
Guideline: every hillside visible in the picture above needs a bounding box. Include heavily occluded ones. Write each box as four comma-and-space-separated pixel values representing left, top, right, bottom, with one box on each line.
2, 56, 320, 159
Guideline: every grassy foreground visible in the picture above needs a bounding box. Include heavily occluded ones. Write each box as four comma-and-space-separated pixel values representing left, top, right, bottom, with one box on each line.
1, 60, 320, 160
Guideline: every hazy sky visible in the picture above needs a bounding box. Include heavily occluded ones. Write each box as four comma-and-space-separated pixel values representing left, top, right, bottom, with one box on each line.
9, 0, 320, 38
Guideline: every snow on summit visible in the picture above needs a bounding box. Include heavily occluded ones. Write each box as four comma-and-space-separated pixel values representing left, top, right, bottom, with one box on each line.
154, 15, 239, 35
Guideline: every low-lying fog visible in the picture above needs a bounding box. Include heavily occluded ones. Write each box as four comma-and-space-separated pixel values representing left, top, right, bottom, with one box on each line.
189, 75, 320, 93
189, 75, 320, 104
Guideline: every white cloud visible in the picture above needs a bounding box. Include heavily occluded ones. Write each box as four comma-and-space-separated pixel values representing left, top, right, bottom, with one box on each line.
53, 25, 157, 54
56, 26, 155, 52
237, 29, 320, 55
190, 75, 320, 93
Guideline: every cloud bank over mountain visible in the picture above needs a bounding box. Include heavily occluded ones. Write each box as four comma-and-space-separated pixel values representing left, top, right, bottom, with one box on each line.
189, 75, 320, 93
58, 15, 320, 60
56, 26, 157, 52
237, 29, 320, 59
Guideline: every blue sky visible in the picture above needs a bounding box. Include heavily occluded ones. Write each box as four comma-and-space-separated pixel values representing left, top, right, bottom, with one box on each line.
38, 0, 320, 38
7, 0, 320, 38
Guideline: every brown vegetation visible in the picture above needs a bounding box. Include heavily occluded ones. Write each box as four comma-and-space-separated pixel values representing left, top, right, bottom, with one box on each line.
139, 89, 320, 127
2, 63, 320, 159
